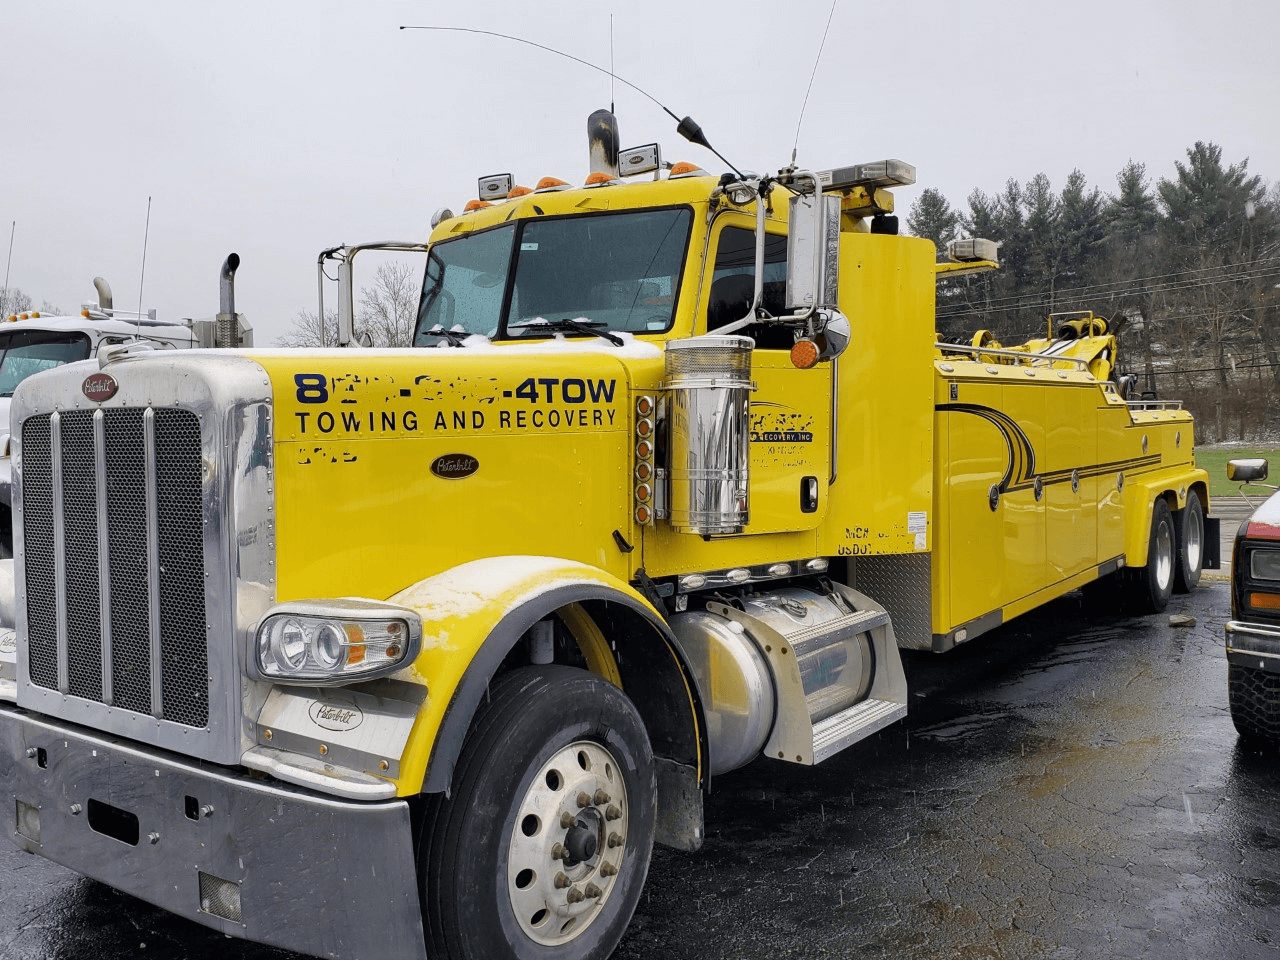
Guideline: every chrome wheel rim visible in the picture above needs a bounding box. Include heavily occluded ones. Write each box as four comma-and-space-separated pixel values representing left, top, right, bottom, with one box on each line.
1155, 518, 1174, 591
507, 740, 628, 946
1184, 504, 1203, 573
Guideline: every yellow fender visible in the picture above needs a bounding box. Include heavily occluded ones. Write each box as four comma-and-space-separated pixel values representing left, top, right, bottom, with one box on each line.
1121, 467, 1209, 567
389, 556, 704, 797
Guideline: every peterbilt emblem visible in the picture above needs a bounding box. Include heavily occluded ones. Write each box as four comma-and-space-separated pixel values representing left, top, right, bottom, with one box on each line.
81, 372, 118, 402
308, 700, 364, 732
431, 453, 479, 479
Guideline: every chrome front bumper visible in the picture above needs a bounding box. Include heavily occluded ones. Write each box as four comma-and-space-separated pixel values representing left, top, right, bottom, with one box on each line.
0, 705, 426, 960
1225, 620, 1280, 674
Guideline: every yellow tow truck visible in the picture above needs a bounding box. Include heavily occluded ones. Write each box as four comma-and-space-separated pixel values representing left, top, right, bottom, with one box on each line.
0, 111, 1215, 959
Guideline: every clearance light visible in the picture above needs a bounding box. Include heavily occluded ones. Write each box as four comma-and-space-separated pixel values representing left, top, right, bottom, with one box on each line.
767, 563, 792, 577
636, 440, 652, 460
508, 184, 533, 198
791, 339, 820, 369
30, 311, 39, 319
255, 600, 421, 685
726, 568, 751, 584
1249, 592, 1280, 611
463, 199, 492, 213
636, 483, 652, 502
636, 395, 654, 417
80, 309, 90, 318
679, 574, 708, 591
635, 504, 652, 525
635, 461, 653, 482
636, 418, 653, 438
584, 171, 616, 187
430, 207, 455, 228
805, 558, 829, 573
535, 176, 571, 192
669, 161, 708, 178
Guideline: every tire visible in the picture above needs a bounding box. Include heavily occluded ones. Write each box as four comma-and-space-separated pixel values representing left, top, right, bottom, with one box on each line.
1229, 662, 1280, 745
420, 665, 656, 960
1122, 497, 1175, 614
1172, 493, 1205, 594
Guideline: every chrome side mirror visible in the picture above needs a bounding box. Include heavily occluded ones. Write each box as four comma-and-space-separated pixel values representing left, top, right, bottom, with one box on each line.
785, 191, 841, 312
814, 310, 850, 361
1228, 458, 1269, 483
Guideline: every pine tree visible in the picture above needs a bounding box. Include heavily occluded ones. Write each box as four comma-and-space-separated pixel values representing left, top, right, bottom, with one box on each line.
906, 188, 961, 259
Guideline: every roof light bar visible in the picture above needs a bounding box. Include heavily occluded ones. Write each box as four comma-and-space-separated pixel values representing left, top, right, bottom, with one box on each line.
816, 159, 916, 192
947, 238, 1000, 263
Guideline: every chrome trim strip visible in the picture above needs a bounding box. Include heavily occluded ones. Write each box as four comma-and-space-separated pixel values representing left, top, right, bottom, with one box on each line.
50, 411, 68, 694
143, 406, 162, 719
92, 409, 112, 706
241, 746, 398, 800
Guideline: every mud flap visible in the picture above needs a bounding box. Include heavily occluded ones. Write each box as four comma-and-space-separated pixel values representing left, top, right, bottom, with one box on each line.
654, 757, 703, 852
1204, 516, 1221, 569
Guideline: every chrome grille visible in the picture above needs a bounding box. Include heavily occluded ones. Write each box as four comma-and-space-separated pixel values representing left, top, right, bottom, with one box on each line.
21, 407, 209, 728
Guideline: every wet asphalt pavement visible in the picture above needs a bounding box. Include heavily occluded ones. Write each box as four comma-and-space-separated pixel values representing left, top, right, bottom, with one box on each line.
2, 579, 1277, 960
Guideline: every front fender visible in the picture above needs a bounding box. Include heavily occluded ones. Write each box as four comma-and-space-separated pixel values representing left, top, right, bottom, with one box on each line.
389, 556, 698, 796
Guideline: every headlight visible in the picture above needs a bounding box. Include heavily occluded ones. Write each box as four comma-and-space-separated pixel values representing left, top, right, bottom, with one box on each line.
1251, 550, 1280, 582
255, 599, 421, 685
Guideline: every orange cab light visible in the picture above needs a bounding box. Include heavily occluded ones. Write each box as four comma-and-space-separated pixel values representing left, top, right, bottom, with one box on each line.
636, 439, 653, 459
17, 313, 28, 321
81, 309, 90, 318
463, 199, 492, 212
791, 339, 821, 369
508, 184, 533, 198
635, 504, 652, 525
30, 311, 40, 318
1249, 591, 1280, 611
584, 171, 614, 186
669, 161, 704, 176
536, 176, 569, 190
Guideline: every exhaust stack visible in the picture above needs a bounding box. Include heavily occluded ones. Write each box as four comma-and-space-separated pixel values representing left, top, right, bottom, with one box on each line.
93, 277, 113, 311
587, 109, 620, 180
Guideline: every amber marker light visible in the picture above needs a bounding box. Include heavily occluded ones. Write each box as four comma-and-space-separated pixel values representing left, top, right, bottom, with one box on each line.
535, 176, 570, 191
636, 395, 654, 417
343, 623, 367, 666
1249, 592, 1280, 611
636, 483, 652, 502
463, 199, 492, 212
635, 504, 652, 524
584, 171, 614, 186
791, 339, 820, 369
636, 439, 653, 459
635, 461, 653, 482
669, 161, 704, 176
508, 185, 533, 198
636, 418, 653, 438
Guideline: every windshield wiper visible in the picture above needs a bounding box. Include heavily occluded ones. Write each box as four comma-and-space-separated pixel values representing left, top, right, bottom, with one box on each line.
422, 325, 472, 347
509, 318, 624, 347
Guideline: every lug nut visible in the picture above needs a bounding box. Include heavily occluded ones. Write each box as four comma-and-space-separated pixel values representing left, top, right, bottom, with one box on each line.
607, 832, 624, 849
69, 803, 82, 815
566, 886, 585, 904
560, 812, 576, 829
147, 832, 161, 845
551, 842, 567, 861
200, 805, 215, 819
605, 804, 622, 821
24, 747, 37, 759
585, 883, 603, 899
576, 791, 592, 808
593, 789, 610, 805
600, 862, 618, 877
554, 872, 570, 889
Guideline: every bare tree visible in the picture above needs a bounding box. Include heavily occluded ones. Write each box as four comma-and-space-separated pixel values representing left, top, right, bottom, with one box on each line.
0, 287, 32, 318
278, 308, 342, 348
358, 261, 419, 347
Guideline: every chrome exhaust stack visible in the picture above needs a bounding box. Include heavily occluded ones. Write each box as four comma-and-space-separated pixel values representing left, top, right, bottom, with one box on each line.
92, 277, 113, 311
587, 109, 620, 180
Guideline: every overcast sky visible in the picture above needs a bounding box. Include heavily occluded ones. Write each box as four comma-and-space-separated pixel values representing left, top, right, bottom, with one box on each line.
3, 0, 1278, 343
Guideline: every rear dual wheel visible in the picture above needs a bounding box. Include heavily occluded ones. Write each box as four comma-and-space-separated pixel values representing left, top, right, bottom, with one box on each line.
1172, 493, 1205, 594
420, 666, 656, 960
1123, 498, 1176, 614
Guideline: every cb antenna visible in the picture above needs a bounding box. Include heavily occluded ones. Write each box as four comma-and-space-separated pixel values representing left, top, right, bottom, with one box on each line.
135, 195, 152, 338
609, 14, 615, 115
792, 0, 839, 165
399, 24, 743, 178
2, 220, 14, 316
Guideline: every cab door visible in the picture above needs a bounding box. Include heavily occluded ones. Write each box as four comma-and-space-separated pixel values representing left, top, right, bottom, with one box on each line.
701, 220, 831, 533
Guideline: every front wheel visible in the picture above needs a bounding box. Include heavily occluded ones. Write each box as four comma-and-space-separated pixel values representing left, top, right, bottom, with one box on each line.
1229, 663, 1280, 745
1173, 494, 1205, 593
420, 665, 656, 960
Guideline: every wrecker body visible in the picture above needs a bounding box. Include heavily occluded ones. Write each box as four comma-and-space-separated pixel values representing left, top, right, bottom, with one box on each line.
0, 118, 1214, 959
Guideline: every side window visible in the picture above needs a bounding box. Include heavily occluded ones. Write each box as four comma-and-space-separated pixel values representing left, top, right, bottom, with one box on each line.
706, 227, 788, 332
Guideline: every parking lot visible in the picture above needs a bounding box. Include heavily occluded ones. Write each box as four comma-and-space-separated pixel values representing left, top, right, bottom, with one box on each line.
2, 578, 1276, 960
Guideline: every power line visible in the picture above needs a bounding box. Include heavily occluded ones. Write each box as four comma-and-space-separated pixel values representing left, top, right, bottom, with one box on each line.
937, 253, 1280, 317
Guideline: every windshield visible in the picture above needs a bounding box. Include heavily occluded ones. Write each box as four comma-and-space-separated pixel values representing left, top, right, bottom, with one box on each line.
414, 207, 692, 345
0, 331, 92, 397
